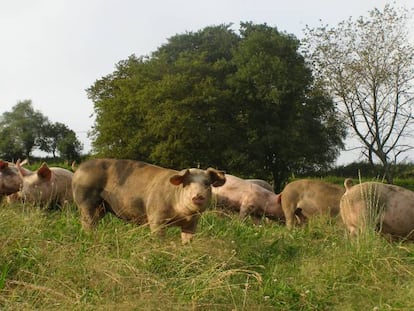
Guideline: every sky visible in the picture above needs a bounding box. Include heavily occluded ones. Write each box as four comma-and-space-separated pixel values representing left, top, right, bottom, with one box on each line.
1, 0, 413, 164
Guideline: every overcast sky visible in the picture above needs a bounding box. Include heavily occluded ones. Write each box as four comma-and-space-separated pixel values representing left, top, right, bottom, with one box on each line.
1, 0, 413, 164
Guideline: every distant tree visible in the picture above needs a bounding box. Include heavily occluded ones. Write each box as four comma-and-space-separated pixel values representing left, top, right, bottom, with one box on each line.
303, 4, 414, 183
57, 130, 83, 162
88, 23, 345, 190
0, 100, 47, 159
38, 122, 82, 160
0, 101, 83, 161
0, 126, 22, 160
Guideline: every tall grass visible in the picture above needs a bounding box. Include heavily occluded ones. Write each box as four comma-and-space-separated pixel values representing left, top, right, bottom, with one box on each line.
2, 202, 414, 310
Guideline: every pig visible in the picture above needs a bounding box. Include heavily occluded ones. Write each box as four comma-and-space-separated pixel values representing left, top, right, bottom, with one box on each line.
212, 174, 284, 221
280, 179, 346, 229
0, 159, 30, 201
246, 179, 274, 192
71, 159, 226, 244
340, 179, 414, 240
16, 160, 74, 207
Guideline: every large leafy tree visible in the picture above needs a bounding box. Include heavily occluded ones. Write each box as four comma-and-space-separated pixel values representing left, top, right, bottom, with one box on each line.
0, 100, 47, 159
302, 4, 414, 183
88, 23, 345, 190
229, 23, 344, 188
89, 25, 241, 169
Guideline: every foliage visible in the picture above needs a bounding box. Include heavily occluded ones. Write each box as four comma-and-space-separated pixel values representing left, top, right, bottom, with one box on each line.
302, 4, 414, 183
37, 122, 83, 160
0, 100, 47, 159
88, 23, 345, 191
2, 202, 414, 310
226, 23, 344, 190
0, 101, 82, 161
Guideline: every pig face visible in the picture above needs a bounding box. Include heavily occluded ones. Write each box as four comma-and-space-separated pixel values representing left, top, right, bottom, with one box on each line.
18, 162, 56, 205
264, 193, 284, 220
0, 159, 30, 196
0, 160, 22, 195
170, 168, 226, 214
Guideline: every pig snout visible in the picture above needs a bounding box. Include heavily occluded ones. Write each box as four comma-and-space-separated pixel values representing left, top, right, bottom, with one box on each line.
192, 194, 207, 206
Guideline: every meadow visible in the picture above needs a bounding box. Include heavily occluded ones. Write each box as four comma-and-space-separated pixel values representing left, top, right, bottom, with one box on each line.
2, 193, 414, 310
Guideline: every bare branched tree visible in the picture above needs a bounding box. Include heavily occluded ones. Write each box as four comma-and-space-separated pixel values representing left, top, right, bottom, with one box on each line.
302, 4, 414, 183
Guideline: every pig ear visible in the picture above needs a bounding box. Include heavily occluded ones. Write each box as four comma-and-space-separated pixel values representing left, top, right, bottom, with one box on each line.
20, 158, 29, 166
0, 160, 8, 170
37, 163, 52, 181
207, 168, 226, 187
170, 169, 190, 186
16, 159, 31, 177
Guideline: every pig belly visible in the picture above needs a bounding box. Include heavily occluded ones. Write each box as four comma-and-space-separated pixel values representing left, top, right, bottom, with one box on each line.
101, 191, 148, 224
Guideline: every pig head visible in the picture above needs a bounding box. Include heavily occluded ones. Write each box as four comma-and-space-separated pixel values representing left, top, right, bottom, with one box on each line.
281, 179, 346, 229
212, 174, 284, 221
0, 159, 30, 197
340, 180, 414, 240
17, 161, 74, 207
71, 159, 226, 244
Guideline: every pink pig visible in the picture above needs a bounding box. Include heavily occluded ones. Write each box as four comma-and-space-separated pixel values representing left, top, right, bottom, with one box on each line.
16, 160, 74, 207
212, 174, 284, 221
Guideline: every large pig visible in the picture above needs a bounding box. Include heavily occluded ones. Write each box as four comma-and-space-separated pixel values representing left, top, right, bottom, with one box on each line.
71, 159, 226, 244
340, 179, 414, 240
280, 179, 346, 229
16, 160, 74, 207
212, 174, 284, 221
0, 159, 30, 200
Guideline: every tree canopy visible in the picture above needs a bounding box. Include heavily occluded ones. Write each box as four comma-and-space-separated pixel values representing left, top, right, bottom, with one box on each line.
88, 23, 345, 191
302, 4, 414, 183
0, 100, 83, 161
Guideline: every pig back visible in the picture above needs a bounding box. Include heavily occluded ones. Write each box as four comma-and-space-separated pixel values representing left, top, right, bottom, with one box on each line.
341, 182, 414, 239
72, 159, 177, 216
50, 167, 74, 203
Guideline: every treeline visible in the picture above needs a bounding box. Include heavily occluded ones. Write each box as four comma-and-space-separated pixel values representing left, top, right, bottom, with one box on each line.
0, 100, 83, 162
88, 23, 345, 192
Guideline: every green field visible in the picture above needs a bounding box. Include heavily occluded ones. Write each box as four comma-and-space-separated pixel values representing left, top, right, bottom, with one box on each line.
2, 200, 414, 311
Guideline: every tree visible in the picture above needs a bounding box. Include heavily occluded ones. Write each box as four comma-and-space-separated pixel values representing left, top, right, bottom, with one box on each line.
303, 4, 414, 183
228, 23, 345, 190
0, 101, 83, 161
0, 100, 47, 159
88, 23, 345, 190
88, 25, 241, 169
38, 122, 83, 160
57, 130, 83, 162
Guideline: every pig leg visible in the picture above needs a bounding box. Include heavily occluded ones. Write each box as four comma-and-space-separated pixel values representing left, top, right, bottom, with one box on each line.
180, 216, 200, 244
283, 203, 297, 229
181, 232, 194, 244
73, 187, 106, 230
239, 204, 255, 219
293, 208, 306, 224
79, 202, 106, 230
147, 215, 167, 238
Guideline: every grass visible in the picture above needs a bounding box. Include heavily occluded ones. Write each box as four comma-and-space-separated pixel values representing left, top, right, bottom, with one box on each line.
2, 202, 414, 310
